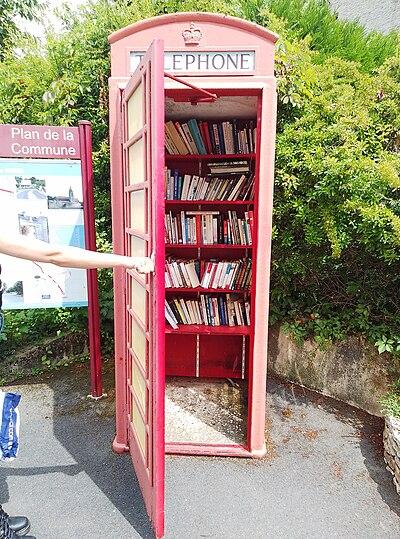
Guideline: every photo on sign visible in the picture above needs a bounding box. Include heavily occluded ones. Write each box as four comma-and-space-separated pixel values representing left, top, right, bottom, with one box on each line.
16, 175, 46, 200
47, 184, 83, 210
0, 158, 87, 309
19, 214, 49, 243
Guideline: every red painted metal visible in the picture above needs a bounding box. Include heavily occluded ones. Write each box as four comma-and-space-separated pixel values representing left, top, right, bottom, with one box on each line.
165, 288, 247, 293
109, 13, 278, 534
165, 324, 250, 335
165, 200, 254, 206
117, 40, 166, 539
164, 72, 217, 102
165, 153, 255, 161
166, 244, 253, 249
78, 121, 103, 399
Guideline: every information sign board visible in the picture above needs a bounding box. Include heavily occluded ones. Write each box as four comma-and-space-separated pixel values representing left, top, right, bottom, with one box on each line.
0, 157, 87, 309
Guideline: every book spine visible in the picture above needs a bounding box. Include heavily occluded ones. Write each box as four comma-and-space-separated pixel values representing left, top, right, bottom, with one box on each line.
174, 121, 192, 153
212, 123, 221, 154
181, 123, 198, 154
188, 119, 207, 154
217, 122, 226, 154
232, 120, 239, 154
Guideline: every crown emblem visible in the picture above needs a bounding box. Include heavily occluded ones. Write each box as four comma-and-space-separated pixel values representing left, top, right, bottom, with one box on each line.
182, 23, 203, 45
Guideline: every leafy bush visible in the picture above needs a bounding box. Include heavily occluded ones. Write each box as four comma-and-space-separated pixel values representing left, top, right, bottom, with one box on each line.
262, 0, 399, 72
0, 0, 399, 357
380, 379, 400, 417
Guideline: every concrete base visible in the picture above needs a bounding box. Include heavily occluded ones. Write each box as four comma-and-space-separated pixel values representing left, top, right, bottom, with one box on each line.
165, 377, 247, 445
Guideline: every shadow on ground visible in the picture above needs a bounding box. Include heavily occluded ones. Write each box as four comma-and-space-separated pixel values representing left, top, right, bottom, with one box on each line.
1, 361, 154, 538
0, 363, 399, 538
267, 376, 400, 518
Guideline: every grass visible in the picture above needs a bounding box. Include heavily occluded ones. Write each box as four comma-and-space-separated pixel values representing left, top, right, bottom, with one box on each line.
380, 379, 400, 418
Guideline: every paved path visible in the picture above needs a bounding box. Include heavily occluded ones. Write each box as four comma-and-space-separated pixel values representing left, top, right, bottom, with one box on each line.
1, 363, 399, 538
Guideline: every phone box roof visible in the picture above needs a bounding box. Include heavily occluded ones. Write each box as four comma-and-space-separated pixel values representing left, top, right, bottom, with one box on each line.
109, 12, 278, 79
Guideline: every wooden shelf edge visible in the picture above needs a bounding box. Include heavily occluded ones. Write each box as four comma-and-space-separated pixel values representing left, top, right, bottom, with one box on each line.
165, 324, 250, 335
165, 200, 254, 205
165, 153, 255, 160
166, 288, 249, 293
166, 243, 253, 249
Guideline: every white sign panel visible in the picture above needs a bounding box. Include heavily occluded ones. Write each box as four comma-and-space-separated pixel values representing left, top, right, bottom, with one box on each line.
130, 50, 255, 74
0, 158, 88, 309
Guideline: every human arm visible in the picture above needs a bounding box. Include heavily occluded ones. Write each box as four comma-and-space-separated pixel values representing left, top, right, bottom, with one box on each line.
0, 234, 154, 273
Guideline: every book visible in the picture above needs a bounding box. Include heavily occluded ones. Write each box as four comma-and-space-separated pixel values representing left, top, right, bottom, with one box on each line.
188, 119, 207, 154
165, 301, 178, 329
165, 121, 189, 155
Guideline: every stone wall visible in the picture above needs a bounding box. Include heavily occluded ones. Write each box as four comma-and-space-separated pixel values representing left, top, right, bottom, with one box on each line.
267, 326, 398, 416
0, 331, 88, 383
383, 417, 400, 494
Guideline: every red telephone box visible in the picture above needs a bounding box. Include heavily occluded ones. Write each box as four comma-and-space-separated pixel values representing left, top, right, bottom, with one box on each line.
109, 13, 277, 538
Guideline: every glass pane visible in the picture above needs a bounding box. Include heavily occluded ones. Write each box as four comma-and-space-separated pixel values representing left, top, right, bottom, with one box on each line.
132, 401, 146, 456
130, 190, 146, 233
127, 84, 143, 138
131, 279, 147, 324
131, 235, 146, 257
131, 316, 146, 369
128, 138, 145, 185
132, 361, 146, 412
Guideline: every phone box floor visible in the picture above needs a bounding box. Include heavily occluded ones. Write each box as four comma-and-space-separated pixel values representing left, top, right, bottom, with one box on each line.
166, 377, 247, 444
1, 363, 399, 538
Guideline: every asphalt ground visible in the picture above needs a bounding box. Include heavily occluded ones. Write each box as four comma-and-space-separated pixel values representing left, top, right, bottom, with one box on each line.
1, 361, 399, 538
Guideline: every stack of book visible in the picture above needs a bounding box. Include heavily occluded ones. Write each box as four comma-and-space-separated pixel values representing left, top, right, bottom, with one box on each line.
165, 210, 253, 245
165, 258, 200, 288
165, 257, 252, 290
200, 259, 251, 290
165, 119, 257, 155
165, 167, 255, 201
165, 294, 251, 328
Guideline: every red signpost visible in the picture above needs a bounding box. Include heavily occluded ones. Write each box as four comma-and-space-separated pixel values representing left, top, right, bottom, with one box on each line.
0, 121, 103, 399
78, 121, 104, 399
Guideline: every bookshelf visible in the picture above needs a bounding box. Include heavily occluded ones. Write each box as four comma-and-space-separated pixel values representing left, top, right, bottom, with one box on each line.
164, 109, 258, 381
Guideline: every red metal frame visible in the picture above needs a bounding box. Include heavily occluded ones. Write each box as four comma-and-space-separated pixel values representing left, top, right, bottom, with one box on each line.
78, 121, 103, 399
109, 13, 278, 537
118, 40, 166, 539
164, 72, 217, 102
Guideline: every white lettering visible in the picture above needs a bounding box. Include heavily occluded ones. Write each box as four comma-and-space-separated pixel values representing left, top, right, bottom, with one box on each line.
11, 127, 39, 140
44, 129, 59, 140
11, 142, 76, 157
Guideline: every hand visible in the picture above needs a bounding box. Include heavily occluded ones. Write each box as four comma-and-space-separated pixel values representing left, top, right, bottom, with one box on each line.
130, 256, 154, 274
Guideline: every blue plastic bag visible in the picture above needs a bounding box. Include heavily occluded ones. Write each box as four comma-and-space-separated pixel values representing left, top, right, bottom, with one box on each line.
0, 391, 21, 461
